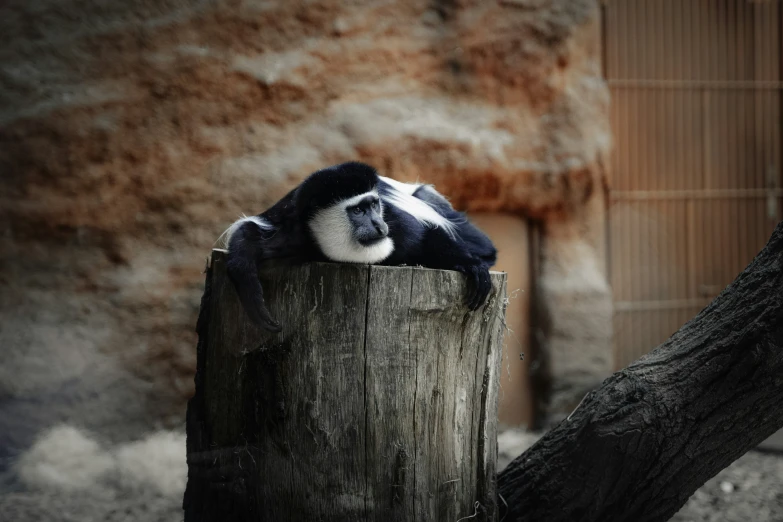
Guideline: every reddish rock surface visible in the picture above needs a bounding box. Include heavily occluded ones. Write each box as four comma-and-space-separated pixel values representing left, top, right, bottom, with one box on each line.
0, 0, 610, 449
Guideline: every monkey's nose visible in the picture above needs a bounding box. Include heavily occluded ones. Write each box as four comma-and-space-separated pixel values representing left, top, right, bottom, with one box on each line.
375, 222, 389, 237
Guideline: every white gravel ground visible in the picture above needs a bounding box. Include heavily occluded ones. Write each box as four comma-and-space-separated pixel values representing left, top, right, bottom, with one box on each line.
0, 425, 185, 522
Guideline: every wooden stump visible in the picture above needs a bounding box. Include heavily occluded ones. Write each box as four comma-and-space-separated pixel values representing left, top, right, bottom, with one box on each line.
184, 250, 507, 522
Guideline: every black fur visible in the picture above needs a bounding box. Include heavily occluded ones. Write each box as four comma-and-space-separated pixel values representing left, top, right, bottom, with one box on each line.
295, 161, 378, 222
224, 162, 497, 332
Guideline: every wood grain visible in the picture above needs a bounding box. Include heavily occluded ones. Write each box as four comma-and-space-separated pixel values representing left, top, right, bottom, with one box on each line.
185, 250, 507, 522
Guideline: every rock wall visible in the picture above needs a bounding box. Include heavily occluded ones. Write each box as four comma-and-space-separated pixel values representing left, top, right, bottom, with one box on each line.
535, 197, 613, 425
0, 0, 611, 451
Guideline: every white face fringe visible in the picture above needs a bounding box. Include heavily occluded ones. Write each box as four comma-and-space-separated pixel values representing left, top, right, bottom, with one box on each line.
308, 191, 394, 264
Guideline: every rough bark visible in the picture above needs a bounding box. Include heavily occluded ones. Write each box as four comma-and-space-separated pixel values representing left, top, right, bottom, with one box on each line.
184, 250, 507, 522
497, 221, 783, 522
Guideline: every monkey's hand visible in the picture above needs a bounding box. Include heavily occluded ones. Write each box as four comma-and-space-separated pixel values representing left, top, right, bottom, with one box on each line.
243, 285, 283, 333
459, 264, 492, 311
226, 257, 282, 333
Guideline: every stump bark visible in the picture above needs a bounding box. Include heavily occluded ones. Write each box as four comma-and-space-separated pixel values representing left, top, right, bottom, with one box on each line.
184, 250, 507, 522
497, 221, 783, 522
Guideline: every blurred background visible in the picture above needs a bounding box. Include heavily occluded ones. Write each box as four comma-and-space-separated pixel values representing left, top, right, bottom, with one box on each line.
1, 0, 782, 520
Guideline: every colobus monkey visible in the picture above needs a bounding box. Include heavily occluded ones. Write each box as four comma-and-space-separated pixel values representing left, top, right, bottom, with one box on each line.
221, 161, 497, 332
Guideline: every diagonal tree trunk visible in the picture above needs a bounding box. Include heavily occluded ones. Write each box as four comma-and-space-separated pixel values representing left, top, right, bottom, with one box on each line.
497, 221, 783, 522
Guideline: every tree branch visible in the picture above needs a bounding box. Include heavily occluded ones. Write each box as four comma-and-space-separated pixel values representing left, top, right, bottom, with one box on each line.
498, 221, 783, 522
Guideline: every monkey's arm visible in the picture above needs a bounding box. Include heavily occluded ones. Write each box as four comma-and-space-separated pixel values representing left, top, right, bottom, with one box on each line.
224, 203, 311, 332
411, 186, 497, 309
410, 226, 496, 310
225, 222, 278, 332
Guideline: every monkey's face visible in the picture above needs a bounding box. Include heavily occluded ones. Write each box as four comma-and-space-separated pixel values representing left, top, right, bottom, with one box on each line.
308, 189, 394, 264
347, 195, 389, 246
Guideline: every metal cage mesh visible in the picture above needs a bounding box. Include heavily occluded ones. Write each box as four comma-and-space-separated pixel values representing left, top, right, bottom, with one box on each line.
603, 0, 782, 368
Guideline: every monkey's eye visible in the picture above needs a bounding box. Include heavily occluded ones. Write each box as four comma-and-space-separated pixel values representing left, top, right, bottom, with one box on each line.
371, 200, 379, 210
352, 207, 363, 215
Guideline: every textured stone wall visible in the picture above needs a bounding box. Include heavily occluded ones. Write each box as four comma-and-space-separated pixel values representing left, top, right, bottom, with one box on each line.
0, 0, 611, 448
535, 202, 613, 425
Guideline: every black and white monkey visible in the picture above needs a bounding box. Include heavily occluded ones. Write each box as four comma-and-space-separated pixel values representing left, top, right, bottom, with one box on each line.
221, 161, 497, 332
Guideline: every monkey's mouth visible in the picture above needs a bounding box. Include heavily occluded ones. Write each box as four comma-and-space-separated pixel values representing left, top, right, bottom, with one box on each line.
356, 232, 389, 246
357, 235, 387, 246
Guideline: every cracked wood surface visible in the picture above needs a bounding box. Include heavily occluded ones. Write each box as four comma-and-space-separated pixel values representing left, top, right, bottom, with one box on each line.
184, 250, 507, 522
497, 221, 783, 522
